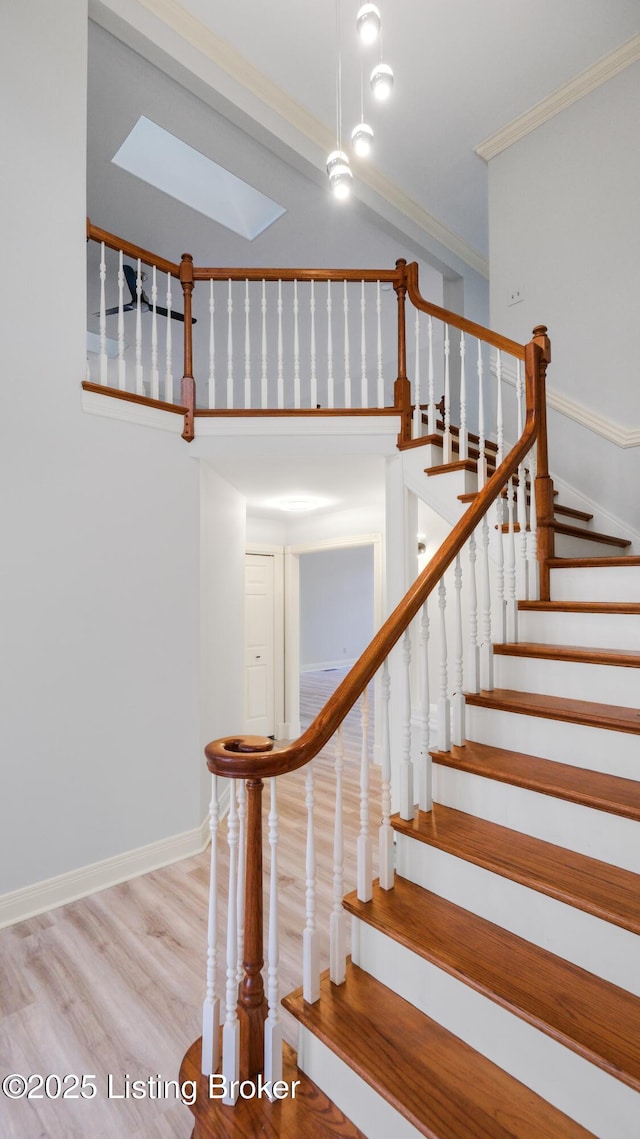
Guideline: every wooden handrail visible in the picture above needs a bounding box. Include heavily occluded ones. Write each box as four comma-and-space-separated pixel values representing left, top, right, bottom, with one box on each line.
86, 219, 180, 277
193, 267, 402, 283
205, 335, 543, 782
404, 261, 526, 360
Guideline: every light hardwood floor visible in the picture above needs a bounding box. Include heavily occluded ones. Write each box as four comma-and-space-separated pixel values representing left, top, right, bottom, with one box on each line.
0, 670, 379, 1138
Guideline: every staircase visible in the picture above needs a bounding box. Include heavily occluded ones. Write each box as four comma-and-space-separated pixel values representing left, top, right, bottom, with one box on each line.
282, 555, 640, 1138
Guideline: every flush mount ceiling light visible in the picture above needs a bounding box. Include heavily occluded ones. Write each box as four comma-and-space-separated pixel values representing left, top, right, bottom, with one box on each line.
276, 497, 326, 513
356, 3, 381, 45
370, 61, 394, 101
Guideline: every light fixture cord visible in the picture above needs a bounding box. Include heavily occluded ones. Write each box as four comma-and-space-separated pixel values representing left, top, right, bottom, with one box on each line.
360, 54, 364, 123
336, 0, 342, 149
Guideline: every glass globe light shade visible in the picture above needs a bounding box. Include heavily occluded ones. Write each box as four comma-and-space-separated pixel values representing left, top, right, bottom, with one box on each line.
351, 122, 374, 158
326, 150, 353, 200
356, 4, 381, 45
370, 62, 394, 101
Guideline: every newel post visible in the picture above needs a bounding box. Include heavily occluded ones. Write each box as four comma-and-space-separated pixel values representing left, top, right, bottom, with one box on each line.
530, 324, 554, 600
238, 777, 268, 1079
179, 252, 196, 442
393, 258, 412, 446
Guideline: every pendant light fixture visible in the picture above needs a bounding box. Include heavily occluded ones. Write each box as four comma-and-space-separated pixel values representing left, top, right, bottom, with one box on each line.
326, 0, 353, 200
351, 57, 374, 158
356, 3, 381, 46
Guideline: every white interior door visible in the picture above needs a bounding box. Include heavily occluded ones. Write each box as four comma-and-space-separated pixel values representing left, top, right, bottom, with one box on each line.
244, 553, 275, 737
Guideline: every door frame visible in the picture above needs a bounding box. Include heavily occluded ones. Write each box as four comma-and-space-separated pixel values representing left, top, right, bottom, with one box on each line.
244, 544, 286, 739
284, 533, 383, 752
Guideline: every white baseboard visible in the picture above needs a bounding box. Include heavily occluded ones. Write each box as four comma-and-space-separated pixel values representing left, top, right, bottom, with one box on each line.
0, 816, 211, 930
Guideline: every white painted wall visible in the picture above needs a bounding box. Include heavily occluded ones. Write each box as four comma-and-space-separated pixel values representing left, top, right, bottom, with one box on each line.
488, 62, 640, 531
0, 0, 216, 898
299, 546, 374, 670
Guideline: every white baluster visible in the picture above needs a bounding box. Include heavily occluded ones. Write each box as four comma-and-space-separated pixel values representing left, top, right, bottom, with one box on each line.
201, 775, 221, 1076
399, 629, 414, 821
459, 332, 467, 461
505, 477, 518, 642
310, 280, 317, 409
413, 308, 422, 438
99, 242, 107, 386
515, 360, 528, 599
467, 532, 480, 694
357, 688, 372, 903
293, 279, 300, 409
443, 323, 452, 461
244, 279, 251, 410
480, 513, 494, 690
236, 779, 247, 988
378, 660, 394, 888
438, 579, 451, 751
360, 280, 368, 408
330, 727, 346, 984
418, 600, 432, 812
117, 250, 126, 391
327, 281, 334, 409
277, 281, 284, 409
527, 445, 540, 600
208, 280, 215, 409
343, 281, 351, 408
427, 315, 436, 432
263, 778, 283, 1091
477, 340, 486, 488
135, 258, 143, 396
376, 281, 384, 408
222, 783, 240, 1104
164, 273, 173, 403
226, 280, 234, 409
494, 349, 506, 643
260, 281, 268, 410
303, 762, 320, 1003
452, 555, 465, 746
150, 265, 159, 400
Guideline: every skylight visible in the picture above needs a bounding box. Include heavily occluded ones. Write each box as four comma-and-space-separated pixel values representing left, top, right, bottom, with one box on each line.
111, 116, 286, 240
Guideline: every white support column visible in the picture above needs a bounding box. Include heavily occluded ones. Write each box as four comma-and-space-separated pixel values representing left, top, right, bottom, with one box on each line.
452, 554, 465, 746
327, 281, 334, 409
117, 250, 126, 391
360, 280, 368, 408
310, 280, 317, 409
207, 280, 215, 409
427, 315, 436, 433
226, 279, 234, 410
505, 477, 519, 642
459, 332, 468, 460
413, 308, 422, 438
477, 339, 486, 488
293, 279, 300, 409
378, 660, 394, 889
494, 349, 506, 644
466, 533, 480, 694
98, 241, 107, 386
150, 265, 159, 401
343, 280, 351, 408
303, 762, 320, 1003
201, 774, 220, 1077
480, 514, 494, 691
135, 258, 143, 396
277, 281, 284, 409
260, 280, 268, 410
443, 323, 452, 461
330, 727, 347, 983
164, 272, 173, 404
244, 279, 251, 410
357, 689, 372, 903
263, 778, 283, 1090
376, 281, 384, 408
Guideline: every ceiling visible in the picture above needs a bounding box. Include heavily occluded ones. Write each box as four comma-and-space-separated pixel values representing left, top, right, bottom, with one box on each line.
86, 1, 639, 518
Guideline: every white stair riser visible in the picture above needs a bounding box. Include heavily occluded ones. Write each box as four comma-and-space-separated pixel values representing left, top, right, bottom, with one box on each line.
550, 565, 640, 603
517, 609, 640, 649
394, 834, 640, 997
296, 1023, 419, 1139
352, 918, 639, 1139
553, 533, 631, 559
466, 704, 640, 780
433, 763, 640, 873
494, 653, 640, 706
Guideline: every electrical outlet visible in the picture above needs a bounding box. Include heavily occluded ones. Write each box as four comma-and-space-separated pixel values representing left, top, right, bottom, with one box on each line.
508, 288, 524, 307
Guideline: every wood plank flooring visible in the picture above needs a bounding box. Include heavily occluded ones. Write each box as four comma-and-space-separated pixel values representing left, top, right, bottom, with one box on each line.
0, 669, 377, 1139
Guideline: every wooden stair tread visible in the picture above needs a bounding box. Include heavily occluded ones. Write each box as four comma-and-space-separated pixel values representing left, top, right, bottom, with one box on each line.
391, 804, 640, 934
283, 963, 594, 1138
344, 878, 640, 1092
431, 739, 640, 821
548, 556, 640, 568
465, 687, 640, 735
420, 417, 500, 453
553, 503, 593, 522
552, 520, 631, 547
180, 1037, 365, 1138
494, 640, 640, 669
426, 458, 477, 476
519, 600, 640, 613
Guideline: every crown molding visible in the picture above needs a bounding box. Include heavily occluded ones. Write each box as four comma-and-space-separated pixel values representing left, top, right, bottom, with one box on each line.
493, 357, 640, 448
475, 34, 640, 162
126, 0, 488, 277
